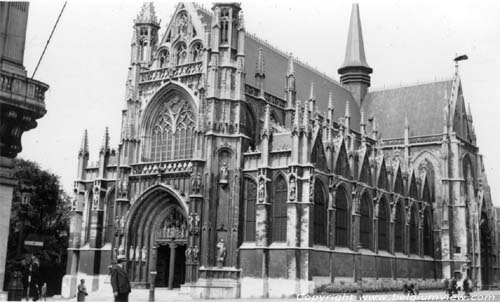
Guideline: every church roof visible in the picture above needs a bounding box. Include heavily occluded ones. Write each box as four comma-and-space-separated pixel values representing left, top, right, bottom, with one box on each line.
192, 4, 360, 130
244, 35, 360, 130
363, 80, 453, 139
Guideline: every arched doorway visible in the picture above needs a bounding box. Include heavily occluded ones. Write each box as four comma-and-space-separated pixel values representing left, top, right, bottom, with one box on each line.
124, 185, 189, 289
154, 206, 188, 288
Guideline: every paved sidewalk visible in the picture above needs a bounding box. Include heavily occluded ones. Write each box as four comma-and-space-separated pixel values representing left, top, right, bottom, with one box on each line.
41, 289, 500, 302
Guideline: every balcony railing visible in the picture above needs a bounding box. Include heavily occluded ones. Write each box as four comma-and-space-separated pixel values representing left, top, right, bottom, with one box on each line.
0, 70, 48, 115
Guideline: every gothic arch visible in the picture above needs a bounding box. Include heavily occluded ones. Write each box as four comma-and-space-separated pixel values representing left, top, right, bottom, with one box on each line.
334, 141, 351, 179
311, 133, 328, 171
243, 103, 257, 150
409, 203, 419, 255
358, 152, 372, 186
423, 207, 433, 256
313, 180, 328, 245
393, 197, 406, 253
377, 196, 390, 251
103, 186, 116, 244
376, 159, 389, 191
271, 174, 288, 242
359, 192, 373, 250
408, 171, 418, 199
393, 166, 404, 195
140, 82, 199, 162
242, 176, 257, 242
334, 184, 351, 248
189, 40, 203, 62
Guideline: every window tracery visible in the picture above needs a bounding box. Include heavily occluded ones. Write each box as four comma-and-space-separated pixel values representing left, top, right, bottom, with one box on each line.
149, 95, 196, 161
175, 43, 187, 65
191, 42, 202, 62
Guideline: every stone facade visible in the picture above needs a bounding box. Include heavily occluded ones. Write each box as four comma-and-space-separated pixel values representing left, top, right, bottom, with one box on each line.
63, 2, 499, 299
0, 2, 49, 300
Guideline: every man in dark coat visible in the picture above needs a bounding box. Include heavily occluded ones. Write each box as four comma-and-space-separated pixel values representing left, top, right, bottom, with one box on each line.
110, 255, 131, 302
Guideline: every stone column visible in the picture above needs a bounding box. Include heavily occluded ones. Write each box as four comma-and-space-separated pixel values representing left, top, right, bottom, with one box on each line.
0, 158, 15, 297
168, 243, 176, 290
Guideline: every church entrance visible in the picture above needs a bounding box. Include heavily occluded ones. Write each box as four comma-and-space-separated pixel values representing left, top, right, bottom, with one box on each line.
155, 244, 186, 288
154, 205, 188, 289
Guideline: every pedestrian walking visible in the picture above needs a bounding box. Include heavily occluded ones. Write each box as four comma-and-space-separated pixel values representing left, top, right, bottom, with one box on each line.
463, 276, 471, 297
40, 283, 47, 301
110, 255, 131, 302
77, 279, 88, 302
443, 278, 450, 296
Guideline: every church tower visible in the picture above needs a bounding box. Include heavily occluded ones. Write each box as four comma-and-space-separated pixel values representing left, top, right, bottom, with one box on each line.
338, 3, 372, 107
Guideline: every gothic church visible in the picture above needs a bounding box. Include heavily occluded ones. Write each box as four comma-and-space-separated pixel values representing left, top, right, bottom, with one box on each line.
63, 2, 499, 298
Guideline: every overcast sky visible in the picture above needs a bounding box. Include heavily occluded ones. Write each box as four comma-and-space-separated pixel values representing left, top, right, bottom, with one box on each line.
20, 0, 500, 203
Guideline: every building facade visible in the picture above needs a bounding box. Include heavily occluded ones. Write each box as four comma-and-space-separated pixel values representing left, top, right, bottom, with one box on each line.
63, 2, 499, 298
0, 2, 49, 299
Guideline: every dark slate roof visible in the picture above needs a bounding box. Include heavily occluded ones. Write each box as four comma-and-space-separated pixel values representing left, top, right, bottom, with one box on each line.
193, 5, 360, 130
245, 35, 360, 130
363, 80, 453, 139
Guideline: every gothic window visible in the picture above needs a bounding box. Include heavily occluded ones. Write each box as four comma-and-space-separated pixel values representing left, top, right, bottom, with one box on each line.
394, 168, 404, 195
359, 194, 372, 249
220, 8, 230, 44
378, 198, 389, 251
423, 209, 433, 256
158, 49, 169, 68
313, 181, 327, 245
359, 155, 372, 186
394, 201, 404, 253
190, 42, 203, 62
335, 144, 351, 179
422, 179, 431, 204
409, 174, 418, 199
271, 175, 287, 242
377, 163, 389, 191
335, 187, 349, 247
175, 43, 187, 65
409, 205, 419, 254
244, 179, 257, 241
311, 136, 327, 171
149, 95, 196, 162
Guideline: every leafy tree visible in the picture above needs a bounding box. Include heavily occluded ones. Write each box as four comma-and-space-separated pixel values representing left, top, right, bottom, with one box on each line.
4, 158, 70, 296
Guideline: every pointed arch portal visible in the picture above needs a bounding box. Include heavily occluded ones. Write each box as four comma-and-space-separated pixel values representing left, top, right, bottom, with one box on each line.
124, 185, 188, 289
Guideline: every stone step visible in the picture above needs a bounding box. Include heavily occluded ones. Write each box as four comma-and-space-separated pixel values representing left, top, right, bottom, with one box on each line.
89, 288, 191, 302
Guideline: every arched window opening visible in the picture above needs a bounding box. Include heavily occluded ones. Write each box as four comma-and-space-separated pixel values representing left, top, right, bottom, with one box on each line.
220, 8, 230, 44
190, 42, 203, 62
409, 205, 419, 254
175, 43, 187, 65
271, 176, 287, 242
378, 198, 389, 251
394, 202, 404, 253
335, 187, 349, 247
335, 144, 350, 179
377, 163, 389, 191
394, 168, 404, 195
311, 137, 327, 171
409, 175, 418, 199
422, 179, 431, 204
359, 156, 372, 186
244, 179, 257, 241
359, 194, 372, 249
158, 49, 169, 68
423, 209, 433, 256
148, 95, 196, 162
313, 182, 327, 245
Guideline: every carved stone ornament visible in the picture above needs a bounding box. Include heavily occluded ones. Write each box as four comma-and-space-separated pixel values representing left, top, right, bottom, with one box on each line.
216, 238, 227, 268
219, 162, 229, 185
257, 178, 266, 203
289, 175, 297, 201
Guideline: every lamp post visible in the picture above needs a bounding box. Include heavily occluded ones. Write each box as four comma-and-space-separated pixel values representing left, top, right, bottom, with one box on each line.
149, 271, 157, 302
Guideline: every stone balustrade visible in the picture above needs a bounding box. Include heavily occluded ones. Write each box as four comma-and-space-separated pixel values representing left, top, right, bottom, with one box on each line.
139, 61, 203, 84
130, 160, 193, 176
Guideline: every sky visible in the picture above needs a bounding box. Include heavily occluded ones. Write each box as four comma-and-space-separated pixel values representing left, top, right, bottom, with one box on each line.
19, 0, 500, 203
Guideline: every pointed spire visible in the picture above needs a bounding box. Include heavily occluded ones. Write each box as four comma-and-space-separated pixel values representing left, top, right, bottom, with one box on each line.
262, 104, 271, 136
287, 53, 295, 76
309, 82, 315, 100
404, 113, 409, 129
100, 127, 110, 153
344, 100, 351, 118
293, 100, 301, 130
328, 92, 335, 124
372, 116, 378, 140
135, 2, 159, 25
339, 3, 371, 72
302, 101, 310, 132
256, 47, 265, 76
467, 102, 473, 121
360, 109, 366, 137
79, 129, 89, 156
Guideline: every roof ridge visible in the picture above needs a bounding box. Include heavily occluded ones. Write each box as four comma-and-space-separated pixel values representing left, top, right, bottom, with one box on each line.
192, 2, 212, 17
370, 77, 454, 93
245, 32, 345, 89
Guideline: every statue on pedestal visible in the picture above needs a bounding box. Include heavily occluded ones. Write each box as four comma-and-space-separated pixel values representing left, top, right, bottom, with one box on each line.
216, 238, 227, 268
192, 245, 200, 263
192, 173, 202, 194
289, 176, 297, 201
219, 163, 229, 185
258, 179, 265, 203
